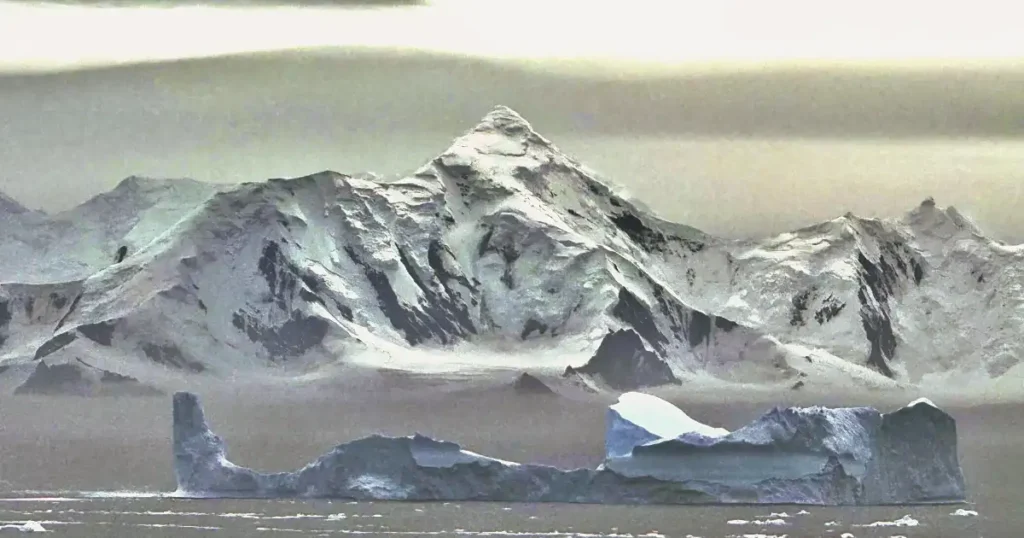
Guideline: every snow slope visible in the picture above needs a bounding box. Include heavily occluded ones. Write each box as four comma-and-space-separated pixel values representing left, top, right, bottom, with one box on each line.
0, 106, 1021, 392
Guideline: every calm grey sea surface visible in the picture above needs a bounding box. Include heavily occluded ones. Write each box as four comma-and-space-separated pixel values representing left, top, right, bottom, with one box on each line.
0, 391, 1014, 537
0, 495, 989, 537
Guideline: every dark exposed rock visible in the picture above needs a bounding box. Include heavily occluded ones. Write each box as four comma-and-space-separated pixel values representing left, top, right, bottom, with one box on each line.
564, 329, 678, 391
142, 343, 206, 373
0, 299, 9, 348
610, 212, 667, 253
299, 288, 325, 305
815, 295, 846, 324
77, 321, 117, 346
520, 319, 548, 339
856, 250, 902, 378
49, 293, 68, 310
853, 241, 926, 378
15, 359, 162, 396
610, 288, 668, 354
53, 293, 82, 332
33, 331, 77, 361
791, 288, 813, 327
714, 316, 738, 332
686, 310, 712, 348
0, 299, 10, 328
114, 245, 128, 263
258, 241, 298, 311
511, 372, 555, 395
335, 302, 354, 322
344, 246, 474, 347
477, 226, 521, 290
15, 361, 85, 394
230, 309, 329, 360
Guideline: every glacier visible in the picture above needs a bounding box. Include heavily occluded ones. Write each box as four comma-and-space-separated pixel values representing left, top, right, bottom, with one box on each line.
1, 105, 1023, 392
171, 390, 966, 505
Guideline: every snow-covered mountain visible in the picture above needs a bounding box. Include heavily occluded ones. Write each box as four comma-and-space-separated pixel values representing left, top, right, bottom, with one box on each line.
1, 106, 1021, 393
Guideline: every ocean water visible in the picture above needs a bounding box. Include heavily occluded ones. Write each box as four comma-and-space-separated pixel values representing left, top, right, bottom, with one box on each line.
0, 494, 988, 537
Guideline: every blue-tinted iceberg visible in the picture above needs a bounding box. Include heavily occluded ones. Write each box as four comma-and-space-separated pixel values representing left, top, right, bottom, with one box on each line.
172, 391, 966, 505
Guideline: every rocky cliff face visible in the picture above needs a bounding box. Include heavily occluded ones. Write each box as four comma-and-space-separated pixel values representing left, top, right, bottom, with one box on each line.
1, 106, 1021, 392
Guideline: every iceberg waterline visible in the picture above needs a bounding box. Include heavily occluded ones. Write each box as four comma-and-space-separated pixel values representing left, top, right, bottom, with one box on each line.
172, 390, 967, 505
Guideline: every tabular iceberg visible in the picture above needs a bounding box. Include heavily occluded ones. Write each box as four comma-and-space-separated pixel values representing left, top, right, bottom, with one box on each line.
171, 391, 966, 505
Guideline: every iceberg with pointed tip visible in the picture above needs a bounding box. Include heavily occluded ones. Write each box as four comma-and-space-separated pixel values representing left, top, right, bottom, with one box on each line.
172, 391, 966, 505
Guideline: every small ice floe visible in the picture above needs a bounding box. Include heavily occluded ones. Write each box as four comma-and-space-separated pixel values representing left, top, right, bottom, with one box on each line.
951, 508, 979, 517
0, 521, 47, 533
840, 533, 855, 538
796, 510, 810, 515
0, 498, 81, 503
727, 518, 788, 526
756, 512, 790, 519
218, 512, 261, 519
326, 513, 347, 521
80, 490, 168, 499
133, 523, 222, 531
854, 515, 919, 528
824, 521, 840, 526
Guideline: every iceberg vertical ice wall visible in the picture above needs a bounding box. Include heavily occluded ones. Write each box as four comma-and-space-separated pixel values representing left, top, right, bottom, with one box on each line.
172, 391, 966, 505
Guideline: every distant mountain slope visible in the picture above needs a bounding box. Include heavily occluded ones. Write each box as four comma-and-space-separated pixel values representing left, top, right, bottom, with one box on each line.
1, 106, 1021, 393
0, 176, 218, 283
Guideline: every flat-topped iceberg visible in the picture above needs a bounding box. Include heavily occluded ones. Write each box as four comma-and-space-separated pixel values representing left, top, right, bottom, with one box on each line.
171, 391, 966, 505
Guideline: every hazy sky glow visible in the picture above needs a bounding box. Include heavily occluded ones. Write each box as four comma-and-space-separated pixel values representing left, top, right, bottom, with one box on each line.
1, 0, 1023, 71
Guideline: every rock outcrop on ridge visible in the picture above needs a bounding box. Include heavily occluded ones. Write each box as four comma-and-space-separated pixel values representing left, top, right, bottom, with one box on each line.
14, 358, 163, 396
1, 106, 1022, 392
172, 391, 967, 505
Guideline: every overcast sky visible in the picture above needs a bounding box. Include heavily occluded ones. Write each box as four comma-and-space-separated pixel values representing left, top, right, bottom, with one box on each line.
2, 0, 1024, 70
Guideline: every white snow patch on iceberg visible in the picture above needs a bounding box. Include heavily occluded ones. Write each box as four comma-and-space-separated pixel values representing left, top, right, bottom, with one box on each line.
906, 397, 938, 408
612, 392, 729, 440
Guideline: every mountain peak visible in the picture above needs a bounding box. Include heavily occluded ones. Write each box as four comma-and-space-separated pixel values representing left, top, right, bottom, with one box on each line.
474, 105, 535, 137
904, 196, 981, 239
